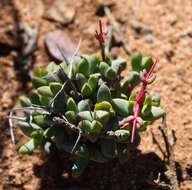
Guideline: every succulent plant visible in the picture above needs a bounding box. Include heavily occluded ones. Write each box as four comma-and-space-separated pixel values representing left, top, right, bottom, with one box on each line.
9, 20, 165, 177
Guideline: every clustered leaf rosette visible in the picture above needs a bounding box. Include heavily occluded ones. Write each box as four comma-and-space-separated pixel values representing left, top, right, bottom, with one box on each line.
17, 50, 165, 176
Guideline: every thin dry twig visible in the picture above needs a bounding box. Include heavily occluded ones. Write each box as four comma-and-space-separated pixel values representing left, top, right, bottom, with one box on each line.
151, 129, 166, 159
52, 116, 122, 141
130, 20, 152, 34
158, 114, 179, 190
19, 24, 39, 57
104, 6, 132, 55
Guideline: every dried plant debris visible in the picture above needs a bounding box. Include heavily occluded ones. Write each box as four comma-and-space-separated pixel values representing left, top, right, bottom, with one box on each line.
45, 30, 81, 62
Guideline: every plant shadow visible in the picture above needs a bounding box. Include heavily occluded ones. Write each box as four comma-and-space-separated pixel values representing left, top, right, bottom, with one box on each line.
33, 149, 180, 190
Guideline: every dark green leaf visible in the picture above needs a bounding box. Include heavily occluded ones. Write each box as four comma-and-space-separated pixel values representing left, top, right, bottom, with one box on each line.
19, 139, 37, 154
81, 83, 92, 97
37, 86, 53, 97
20, 96, 31, 107
65, 111, 76, 124
142, 57, 153, 71
75, 73, 87, 91
112, 98, 129, 117
50, 82, 62, 95
78, 58, 90, 76
66, 97, 78, 112
34, 67, 48, 78
32, 77, 48, 88
97, 84, 111, 102
131, 52, 142, 71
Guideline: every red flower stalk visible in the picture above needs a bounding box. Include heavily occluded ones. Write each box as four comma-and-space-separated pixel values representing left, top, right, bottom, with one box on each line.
95, 20, 108, 60
121, 60, 157, 143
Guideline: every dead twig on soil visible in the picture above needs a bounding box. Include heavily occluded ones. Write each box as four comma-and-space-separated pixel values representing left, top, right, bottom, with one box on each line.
52, 116, 127, 141
158, 114, 179, 190
104, 7, 132, 55
151, 130, 166, 159
130, 20, 152, 35
19, 24, 39, 57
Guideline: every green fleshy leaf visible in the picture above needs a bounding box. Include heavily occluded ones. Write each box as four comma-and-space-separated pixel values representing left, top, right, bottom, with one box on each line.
66, 97, 78, 112
47, 62, 60, 73
81, 83, 92, 97
19, 139, 37, 154
142, 57, 153, 71
31, 130, 44, 140
94, 101, 111, 110
150, 106, 165, 119
78, 58, 90, 76
97, 84, 111, 102
111, 59, 127, 73
77, 111, 93, 121
129, 92, 136, 101
80, 120, 92, 133
50, 82, 62, 95
29, 91, 41, 105
88, 75, 98, 91
131, 52, 142, 71
99, 61, 109, 76
65, 111, 76, 124
105, 68, 116, 80
121, 71, 140, 94
152, 95, 161, 106
75, 73, 87, 91
60, 61, 70, 75
40, 96, 51, 106
86, 54, 100, 73
37, 86, 53, 97
51, 85, 67, 112
128, 101, 134, 114
91, 120, 103, 133
34, 67, 48, 78
46, 72, 61, 83
128, 71, 140, 86
77, 99, 91, 111
20, 96, 31, 107
141, 104, 152, 116
33, 115, 46, 127
112, 98, 129, 117
18, 122, 42, 136
144, 95, 152, 105
32, 77, 48, 88
94, 110, 110, 125
143, 106, 165, 121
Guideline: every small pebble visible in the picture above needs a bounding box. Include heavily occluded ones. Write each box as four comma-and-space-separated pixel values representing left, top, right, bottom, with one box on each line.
145, 33, 154, 44
176, 69, 185, 76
